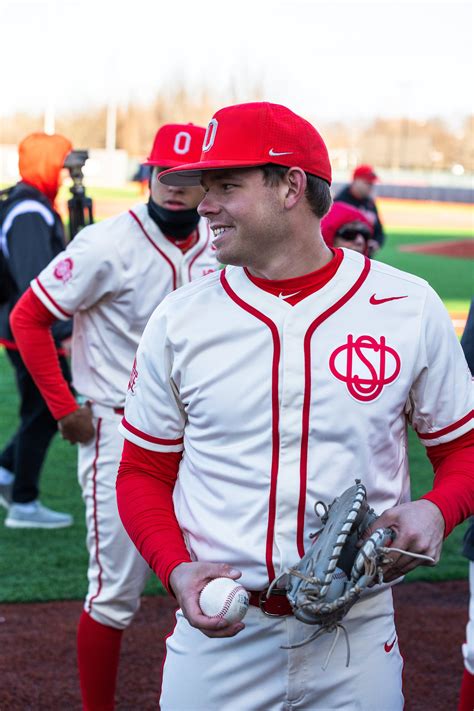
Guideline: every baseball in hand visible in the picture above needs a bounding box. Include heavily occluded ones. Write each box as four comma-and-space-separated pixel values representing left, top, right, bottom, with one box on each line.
326, 567, 348, 601
199, 577, 249, 623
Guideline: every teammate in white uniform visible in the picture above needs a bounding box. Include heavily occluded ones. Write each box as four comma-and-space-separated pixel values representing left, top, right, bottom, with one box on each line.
116, 103, 474, 710
10, 123, 217, 711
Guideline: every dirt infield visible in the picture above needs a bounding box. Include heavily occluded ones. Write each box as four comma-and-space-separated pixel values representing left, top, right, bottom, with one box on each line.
0, 580, 467, 710
399, 239, 474, 259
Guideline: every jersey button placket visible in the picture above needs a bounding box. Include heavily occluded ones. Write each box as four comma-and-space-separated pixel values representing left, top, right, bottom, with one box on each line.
272, 316, 306, 574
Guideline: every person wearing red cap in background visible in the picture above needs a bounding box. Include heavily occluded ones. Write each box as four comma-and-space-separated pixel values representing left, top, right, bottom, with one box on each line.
321, 201, 373, 255
334, 164, 385, 256
114, 102, 473, 710
10, 123, 217, 710
0, 132, 74, 529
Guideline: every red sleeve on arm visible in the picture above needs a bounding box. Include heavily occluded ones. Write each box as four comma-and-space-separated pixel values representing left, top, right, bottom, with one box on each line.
116, 439, 191, 592
421, 429, 474, 537
10, 288, 78, 420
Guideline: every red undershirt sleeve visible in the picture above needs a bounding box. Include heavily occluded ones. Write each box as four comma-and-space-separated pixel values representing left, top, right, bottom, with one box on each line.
116, 439, 191, 592
10, 288, 78, 420
421, 429, 474, 537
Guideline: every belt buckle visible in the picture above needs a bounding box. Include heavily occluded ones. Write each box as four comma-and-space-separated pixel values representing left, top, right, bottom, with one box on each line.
258, 588, 292, 617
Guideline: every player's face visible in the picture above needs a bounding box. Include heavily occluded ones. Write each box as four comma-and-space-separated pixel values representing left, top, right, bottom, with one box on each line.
351, 178, 374, 199
151, 167, 204, 210
198, 168, 287, 267
333, 220, 369, 254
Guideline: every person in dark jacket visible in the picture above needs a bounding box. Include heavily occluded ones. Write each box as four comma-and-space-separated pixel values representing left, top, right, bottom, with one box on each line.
459, 300, 474, 711
334, 164, 385, 256
0, 132, 74, 528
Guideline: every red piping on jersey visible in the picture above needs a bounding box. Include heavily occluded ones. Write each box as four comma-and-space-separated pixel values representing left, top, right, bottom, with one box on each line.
188, 222, 210, 281
417, 410, 474, 440
34, 277, 73, 318
87, 418, 104, 613
220, 268, 281, 582
129, 209, 177, 290
297, 256, 371, 557
121, 416, 184, 446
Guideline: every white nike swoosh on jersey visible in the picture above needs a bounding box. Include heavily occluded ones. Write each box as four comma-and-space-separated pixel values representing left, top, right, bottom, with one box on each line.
278, 290, 301, 299
269, 149, 294, 156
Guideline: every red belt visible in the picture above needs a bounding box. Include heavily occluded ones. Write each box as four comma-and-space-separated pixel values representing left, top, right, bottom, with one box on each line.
248, 589, 293, 617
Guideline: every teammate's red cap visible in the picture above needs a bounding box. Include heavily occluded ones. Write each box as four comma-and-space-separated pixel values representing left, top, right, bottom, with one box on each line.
321, 202, 373, 247
144, 123, 206, 168
352, 164, 378, 182
158, 102, 332, 186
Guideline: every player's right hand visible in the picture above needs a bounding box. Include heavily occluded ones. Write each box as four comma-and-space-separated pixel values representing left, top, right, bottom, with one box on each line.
169, 561, 245, 639
58, 404, 95, 444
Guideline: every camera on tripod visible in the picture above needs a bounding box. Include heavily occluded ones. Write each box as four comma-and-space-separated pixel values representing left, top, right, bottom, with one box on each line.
64, 149, 94, 240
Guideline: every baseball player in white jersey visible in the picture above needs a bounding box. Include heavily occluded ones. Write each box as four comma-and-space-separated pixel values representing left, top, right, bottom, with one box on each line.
10, 123, 218, 711
116, 103, 474, 710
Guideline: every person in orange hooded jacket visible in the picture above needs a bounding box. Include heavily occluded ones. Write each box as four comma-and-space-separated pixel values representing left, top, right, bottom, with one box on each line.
0, 132, 75, 529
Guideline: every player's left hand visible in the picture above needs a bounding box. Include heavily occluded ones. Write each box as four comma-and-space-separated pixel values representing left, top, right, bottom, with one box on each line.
363, 499, 445, 582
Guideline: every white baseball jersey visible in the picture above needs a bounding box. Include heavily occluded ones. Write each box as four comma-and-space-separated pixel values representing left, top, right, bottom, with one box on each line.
31, 203, 217, 407
120, 249, 473, 591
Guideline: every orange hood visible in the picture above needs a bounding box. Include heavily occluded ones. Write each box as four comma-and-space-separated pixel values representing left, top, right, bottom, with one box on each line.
18, 133, 73, 205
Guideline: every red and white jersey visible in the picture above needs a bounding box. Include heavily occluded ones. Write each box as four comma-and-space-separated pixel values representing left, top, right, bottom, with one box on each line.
120, 249, 473, 590
31, 203, 217, 408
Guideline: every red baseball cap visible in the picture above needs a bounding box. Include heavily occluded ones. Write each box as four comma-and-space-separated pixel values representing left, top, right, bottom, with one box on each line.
352, 164, 378, 182
158, 102, 332, 186
144, 123, 206, 168
321, 202, 373, 247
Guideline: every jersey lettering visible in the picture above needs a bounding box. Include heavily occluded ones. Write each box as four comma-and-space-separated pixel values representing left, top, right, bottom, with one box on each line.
127, 357, 139, 395
329, 334, 401, 402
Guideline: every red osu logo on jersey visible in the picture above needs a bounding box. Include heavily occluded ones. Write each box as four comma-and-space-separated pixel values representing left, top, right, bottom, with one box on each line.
128, 358, 138, 395
53, 257, 73, 284
329, 334, 401, 403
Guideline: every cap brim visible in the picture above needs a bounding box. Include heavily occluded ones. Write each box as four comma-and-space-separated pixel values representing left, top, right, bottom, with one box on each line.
143, 159, 196, 168
158, 159, 271, 186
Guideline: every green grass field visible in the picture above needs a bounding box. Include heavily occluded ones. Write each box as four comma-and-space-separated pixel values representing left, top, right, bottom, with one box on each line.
0, 224, 472, 603
377, 230, 472, 310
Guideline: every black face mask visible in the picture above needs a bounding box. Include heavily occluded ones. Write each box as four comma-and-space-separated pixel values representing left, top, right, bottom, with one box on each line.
147, 198, 200, 240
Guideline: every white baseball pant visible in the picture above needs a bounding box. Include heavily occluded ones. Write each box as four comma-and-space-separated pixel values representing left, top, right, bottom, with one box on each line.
161, 588, 403, 710
463, 561, 474, 674
78, 404, 150, 629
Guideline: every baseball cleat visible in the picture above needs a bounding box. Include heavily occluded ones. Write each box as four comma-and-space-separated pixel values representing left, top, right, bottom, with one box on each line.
0, 482, 13, 509
5, 501, 73, 529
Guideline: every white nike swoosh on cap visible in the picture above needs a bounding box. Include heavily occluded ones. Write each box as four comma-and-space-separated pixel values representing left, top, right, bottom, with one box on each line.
269, 149, 293, 156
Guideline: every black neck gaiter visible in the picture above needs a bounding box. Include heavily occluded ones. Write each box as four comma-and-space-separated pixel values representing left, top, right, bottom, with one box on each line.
147, 199, 200, 240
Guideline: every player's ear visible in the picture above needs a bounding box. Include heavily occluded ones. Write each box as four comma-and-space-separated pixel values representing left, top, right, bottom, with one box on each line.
283, 168, 307, 210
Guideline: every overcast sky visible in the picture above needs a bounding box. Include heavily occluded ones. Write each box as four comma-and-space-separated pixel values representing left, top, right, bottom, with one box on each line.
1, 0, 472, 126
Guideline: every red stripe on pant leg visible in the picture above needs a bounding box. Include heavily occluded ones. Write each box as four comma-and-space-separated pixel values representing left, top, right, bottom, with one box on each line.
87, 418, 104, 613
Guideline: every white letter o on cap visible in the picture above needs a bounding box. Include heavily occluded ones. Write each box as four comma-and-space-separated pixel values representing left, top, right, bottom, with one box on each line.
203, 119, 218, 152
173, 131, 192, 155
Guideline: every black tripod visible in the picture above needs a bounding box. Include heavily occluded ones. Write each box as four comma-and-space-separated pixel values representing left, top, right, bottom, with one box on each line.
64, 150, 94, 240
